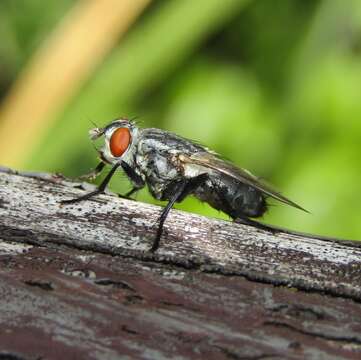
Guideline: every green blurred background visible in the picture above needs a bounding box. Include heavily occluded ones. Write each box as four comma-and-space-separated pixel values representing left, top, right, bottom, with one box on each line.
0, 0, 360, 240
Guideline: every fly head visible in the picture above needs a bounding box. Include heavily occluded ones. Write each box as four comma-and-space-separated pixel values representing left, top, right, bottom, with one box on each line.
89, 118, 139, 165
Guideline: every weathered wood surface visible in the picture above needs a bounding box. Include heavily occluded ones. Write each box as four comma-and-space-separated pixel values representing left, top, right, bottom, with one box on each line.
0, 166, 361, 359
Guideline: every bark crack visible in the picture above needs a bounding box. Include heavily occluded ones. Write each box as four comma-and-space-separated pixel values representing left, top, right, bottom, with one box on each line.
264, 320, 361, 345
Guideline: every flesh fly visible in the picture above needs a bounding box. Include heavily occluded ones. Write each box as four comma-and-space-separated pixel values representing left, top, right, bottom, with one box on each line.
61, 118, 307, 251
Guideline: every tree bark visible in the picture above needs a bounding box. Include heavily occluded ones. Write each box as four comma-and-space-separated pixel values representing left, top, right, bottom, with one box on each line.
0, 166, 360, 360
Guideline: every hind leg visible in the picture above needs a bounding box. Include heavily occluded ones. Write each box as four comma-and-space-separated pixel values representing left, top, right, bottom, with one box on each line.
233, 217, 278, 234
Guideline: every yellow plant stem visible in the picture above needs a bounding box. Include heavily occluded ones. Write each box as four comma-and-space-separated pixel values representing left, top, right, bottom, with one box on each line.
0, 0, 150, 168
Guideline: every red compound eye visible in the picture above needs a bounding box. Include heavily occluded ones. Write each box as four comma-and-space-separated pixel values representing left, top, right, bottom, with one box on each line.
109, 127, 131, 157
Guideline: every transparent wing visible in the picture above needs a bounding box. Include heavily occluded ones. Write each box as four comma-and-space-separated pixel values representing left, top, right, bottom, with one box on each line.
180, 152, 308, 212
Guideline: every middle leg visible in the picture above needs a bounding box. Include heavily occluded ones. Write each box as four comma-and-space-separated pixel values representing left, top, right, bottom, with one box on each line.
117, 160, 145, 199
151, 173, 209, 252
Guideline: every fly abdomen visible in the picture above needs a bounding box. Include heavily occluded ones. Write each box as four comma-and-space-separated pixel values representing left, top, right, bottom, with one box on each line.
230, 183, 267, 218
194, 175, 267, 219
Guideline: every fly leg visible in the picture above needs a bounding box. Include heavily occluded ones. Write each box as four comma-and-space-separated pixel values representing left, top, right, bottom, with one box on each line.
151, 173, 209, 252
119, 187, 140, 199
119, 161, 145, 199
234, 217, 278, 234
61, 163, 120, 204
78, 161, 105, 181
152, 180, 186, 252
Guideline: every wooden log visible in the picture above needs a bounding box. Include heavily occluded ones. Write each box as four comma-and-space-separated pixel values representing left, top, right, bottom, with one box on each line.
0, 166, 360, 359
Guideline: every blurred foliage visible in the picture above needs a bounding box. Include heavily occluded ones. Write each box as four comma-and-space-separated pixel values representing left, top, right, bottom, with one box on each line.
0, 0, 74, 94
1, 0, 361, 240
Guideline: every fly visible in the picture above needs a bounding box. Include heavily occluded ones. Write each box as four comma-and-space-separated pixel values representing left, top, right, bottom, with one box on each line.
61, 118, 307, 251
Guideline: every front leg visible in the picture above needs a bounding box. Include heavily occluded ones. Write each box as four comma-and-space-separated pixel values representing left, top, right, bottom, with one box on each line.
61, 163, 120, 205
151, 173, 209, 252
78, 162, 105, 181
